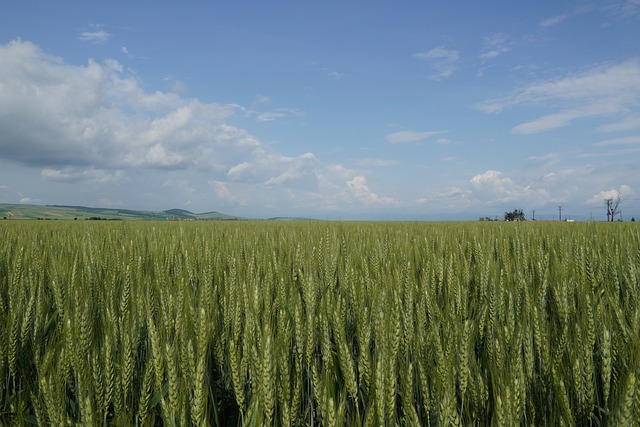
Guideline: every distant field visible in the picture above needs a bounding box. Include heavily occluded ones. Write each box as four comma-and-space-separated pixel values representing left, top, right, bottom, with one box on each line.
0, 203, 242, 221
0, 220, 638, 425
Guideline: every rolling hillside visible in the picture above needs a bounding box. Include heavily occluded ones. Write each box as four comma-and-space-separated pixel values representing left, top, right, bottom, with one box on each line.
0, 203, 243, 221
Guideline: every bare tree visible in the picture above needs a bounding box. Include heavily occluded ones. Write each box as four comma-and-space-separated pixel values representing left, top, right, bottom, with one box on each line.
605, 195, 621, 222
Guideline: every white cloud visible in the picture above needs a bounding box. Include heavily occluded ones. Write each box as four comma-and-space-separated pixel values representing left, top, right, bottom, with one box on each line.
470, 170, 550, 205
586, 185, 635, 205
413, 47, 460, 80
41, 167, 124, 183
0, 40, 249, 173
598, 114, 640, 132
527, 152, 566, 169
309, 61, 346, 80
593, 135, 640, 146
0, 39, 393, 216
246, 105, 303, 123
606, 0, 640, 18
252, 94, 271, 107
387, 130, 446, 144
208, 180, 237, 203
19, 197, 39, 204
539, 5, 593, 27
255, 111, 287, 122
145, 144, 186, 168
354, 158, 398, 167
264, 153, 319, 187
346, 176, 395, 205
540, 14, 570, 28
79, 28, 111, 44
479, 33, 511, 60
326, 70, 345, 80
477, 59, 640, 134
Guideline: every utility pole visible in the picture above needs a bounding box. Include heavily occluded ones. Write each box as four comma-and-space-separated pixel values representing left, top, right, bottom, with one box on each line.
532, 209, 536, 221
558, 206, 563, 222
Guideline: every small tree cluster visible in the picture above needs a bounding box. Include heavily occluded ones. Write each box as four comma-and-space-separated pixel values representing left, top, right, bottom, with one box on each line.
504, 209, 525, 221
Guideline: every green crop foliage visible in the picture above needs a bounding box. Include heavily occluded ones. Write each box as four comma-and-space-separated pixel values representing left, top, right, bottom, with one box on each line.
0, 220, 639, 425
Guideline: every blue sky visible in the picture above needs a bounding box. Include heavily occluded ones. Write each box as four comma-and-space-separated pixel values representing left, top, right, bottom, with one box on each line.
1, 1, 639, 220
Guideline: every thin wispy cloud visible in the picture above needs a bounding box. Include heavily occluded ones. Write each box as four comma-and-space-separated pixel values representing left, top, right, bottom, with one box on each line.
324, 69, 345, 80
479, 33, 511, 60
593, 135, 640, 146
477, 58, 640, 134
355, 158, 398, 167
540, 14, 570, 28
254, 108, 303, 122
598, 114, 640, 132
606, 0, 640, 19
539, 5, 594, 27
241, 96, 303, 122
121, 46, 134, 58
413, 47, 460, 80
252, 94, 271, 108
310, 61, 346, 80
387, 130, 446, 144
79, 25, 111, 44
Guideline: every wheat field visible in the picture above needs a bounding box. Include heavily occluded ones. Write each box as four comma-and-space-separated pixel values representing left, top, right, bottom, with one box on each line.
1, 220, 638, 425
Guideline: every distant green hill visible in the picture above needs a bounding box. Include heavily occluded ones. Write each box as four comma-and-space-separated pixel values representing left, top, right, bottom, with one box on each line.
0, 203, 243, 221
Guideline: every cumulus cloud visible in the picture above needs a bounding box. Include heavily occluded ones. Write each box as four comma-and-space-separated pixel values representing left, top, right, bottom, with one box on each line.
0, 40, 252, 174
470, 170, 550, 205
0, 39, 392, 215
586, 185, 634, 205
413, 47, 460, 80
346, 176, 395, 205
477, 58, 640, 134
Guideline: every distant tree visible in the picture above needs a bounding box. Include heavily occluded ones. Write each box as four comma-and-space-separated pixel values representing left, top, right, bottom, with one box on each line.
504, 209, 525, 221
632, 217, 636, 222
605, 195, 621, 222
